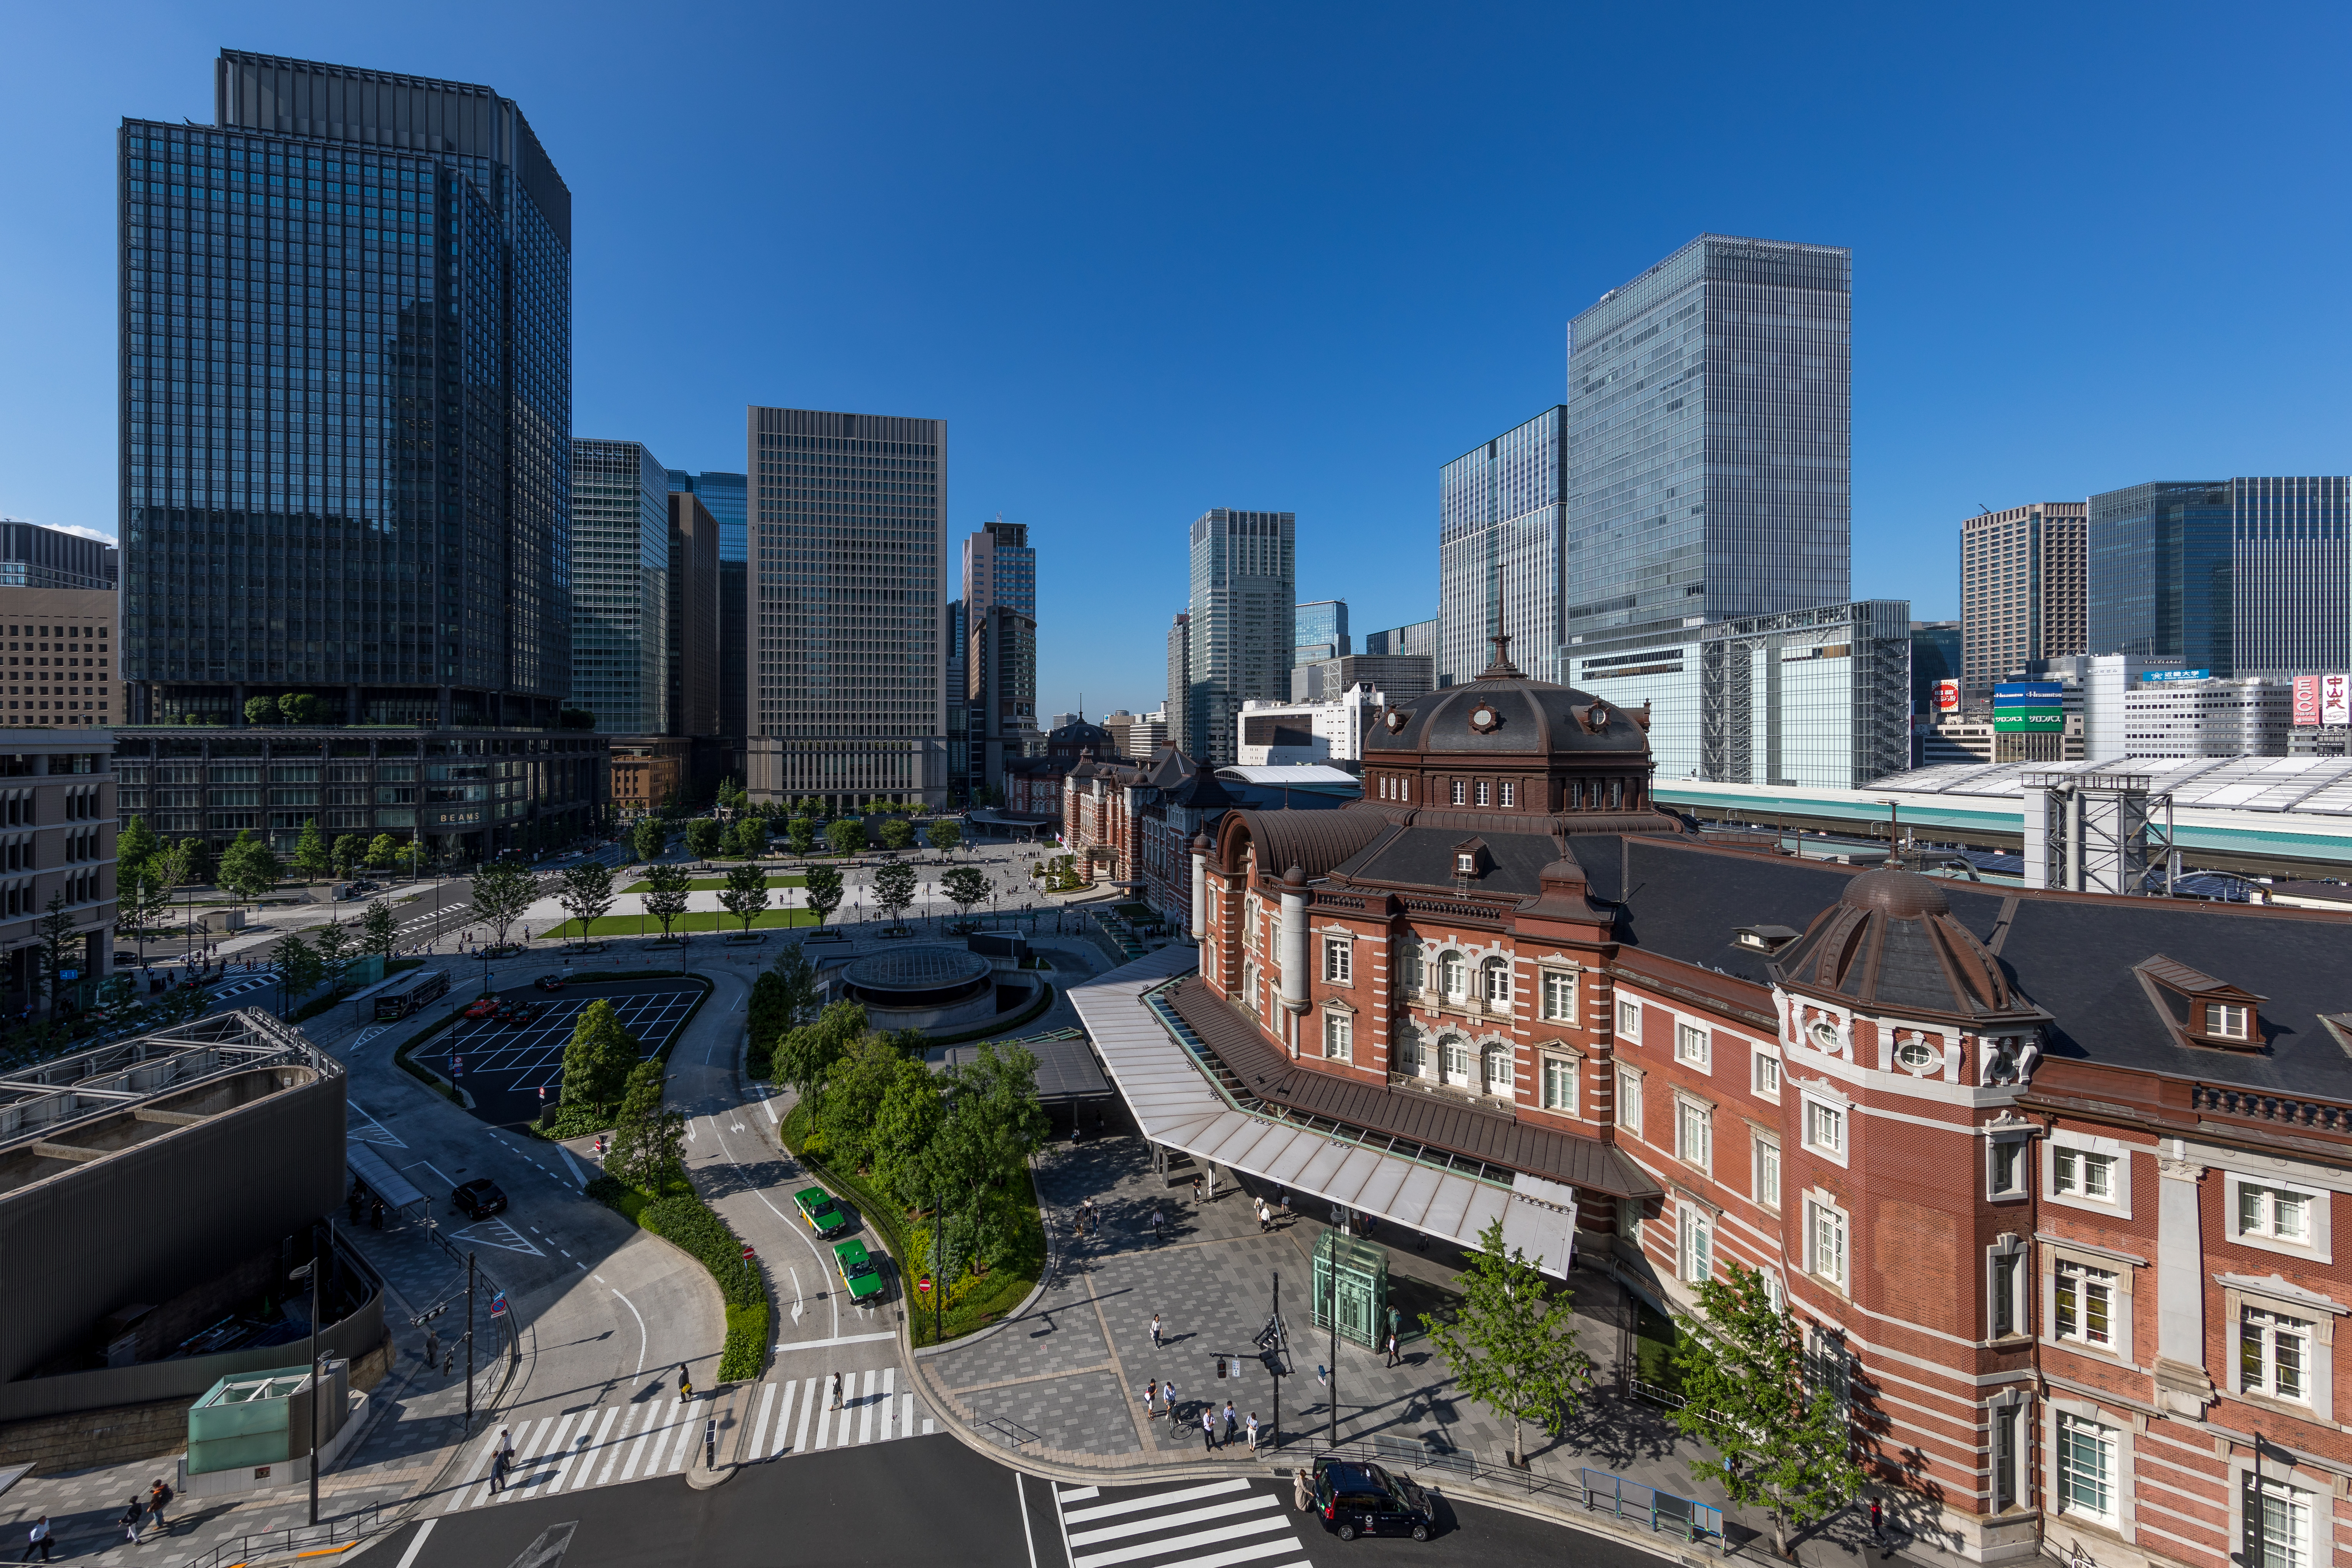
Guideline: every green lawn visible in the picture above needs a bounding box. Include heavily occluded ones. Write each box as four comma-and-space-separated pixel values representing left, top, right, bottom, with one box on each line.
622, 873, 807, 893
545, 909, 822, 939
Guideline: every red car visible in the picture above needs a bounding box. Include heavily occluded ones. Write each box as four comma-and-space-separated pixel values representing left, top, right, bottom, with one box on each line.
462, 998, 499, 1020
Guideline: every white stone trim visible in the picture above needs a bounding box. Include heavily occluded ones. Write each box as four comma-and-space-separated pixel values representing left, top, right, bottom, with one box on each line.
2042, 1238, 2135, 1364
2045, 1129, 2134, 1220
2045, 1395, 2136, 1541
2220, 1168, 2335, 1266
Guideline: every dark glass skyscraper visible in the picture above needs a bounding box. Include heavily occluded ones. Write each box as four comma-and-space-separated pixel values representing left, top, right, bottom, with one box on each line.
1563, 235, 1850, 650
120, 50, 572, 728
2086, 481, 2233, 676
668, 470, 747, 741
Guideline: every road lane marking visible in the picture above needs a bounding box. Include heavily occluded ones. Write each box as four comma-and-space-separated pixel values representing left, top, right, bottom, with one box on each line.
567, 1405, 619, 1491
390, 1518, 436, 1568
771, 1329, 895, 1351
1070, 1519, 1289, 1568
878, 1366, 895, 1442
1061, 1479, 1251, 1523
857, 1368, 876, 1445
793, 1376, 817, 1452
814, 1386, 835, 1450
610, 1289, 648, 1375
1018, 1472, 1039, 1568
750, 1381, 777, 1459
1067, 1494, 1280, 1548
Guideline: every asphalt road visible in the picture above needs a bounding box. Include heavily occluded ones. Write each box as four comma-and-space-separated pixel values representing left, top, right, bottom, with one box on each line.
370, 1434, 1679, 1568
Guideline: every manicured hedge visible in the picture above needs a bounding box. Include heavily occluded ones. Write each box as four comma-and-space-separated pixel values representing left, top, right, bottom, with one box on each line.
588, 1174, 769, 1382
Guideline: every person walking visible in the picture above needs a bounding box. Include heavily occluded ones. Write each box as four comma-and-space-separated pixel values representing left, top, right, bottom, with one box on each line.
1201, 1406, 1217, 1452
678, 1364, 694, 1403
1869, 1498, 1884, 1543
1385, 1328, 1400, 1368
1246, 1412, 1261, 1452
1293, 1468, 1313, 1512
1164, 1381, 1179, 1430
489, 1445, 512, 1494
828, 1371, 843, 1410
146, 1478, 173, 1534
1222, 1401, 1238, 1447
120, 1497, 144, 1545
1145, 1378, 1159, 1416
1150, 1313, 1162, 1350
1150, 1206, 1166, 1243
19, 1517, 53, 1563
1190, 1173, 1204, 1205
1257, 1198, 1272, 1234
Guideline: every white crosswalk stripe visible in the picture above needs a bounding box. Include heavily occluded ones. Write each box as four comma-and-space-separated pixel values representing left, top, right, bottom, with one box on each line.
1051, 1479, 1313, 1568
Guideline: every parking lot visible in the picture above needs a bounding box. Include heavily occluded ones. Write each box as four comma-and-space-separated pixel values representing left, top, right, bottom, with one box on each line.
423, 979, 702, 1126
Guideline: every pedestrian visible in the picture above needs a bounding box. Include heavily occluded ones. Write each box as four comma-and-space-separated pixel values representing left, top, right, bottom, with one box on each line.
1869, 1498, 1884, 1542
1385, 1328, 1400, 1368
147, 1478, 173, 1533
1145, 1378, 1158, 1416
1247, 1412, 1260, 1452
1190, 1173, 1204, 1204
1293, 1468, 1313, 1512
1202, 1407, 1217, 1452
1223, 1401, 1238, 1446
19, 1516, 52, 1563
1277, 1188, 1289, 1218
489, 1446, 511, 1493
1150, 1313, 1162, 1349
425, 1326, 441, 1367
1257, 1198, 1271, 1235
828, 1371, 842, 1410
120, 1497, 144, 1545
1164, 1381, 1179, 1428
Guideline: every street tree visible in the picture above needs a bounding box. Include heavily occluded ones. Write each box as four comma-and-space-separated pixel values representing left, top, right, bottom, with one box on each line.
217, 830, 282, 902
270, 931, 325, 1018
879, 817, 915, 853
824, 818, 865, 858
684, 817, 723, 861
872, 860, 917, 933
468, 859, 539, 948
1419, 1217, 1595, 1469
561, 999, 641, 1115
311, 920, 357, 998
117, 815, 161, 875
33, 894, 80, 1017
768, 944, 820, 1038
640, 861, 693, 940
774, 998, 867, 1098
557, 861, 616, 943
332, 834, 367, 882
925, 819, 961, 858
118, 866, 174, 963
719, 860, 770, 937
608, 1058, 685, 1191
360, 900, 399, 961
786, 817, 817, 859
182, 836, 217, 887
940, 865, 992, 925
1668, 1263, 1866, 1559
293, 819, 330, 884
802, 864, 843, 928
943, 1041, 1050, 1187
631, 817, 667, 865
366, 833, 401, 871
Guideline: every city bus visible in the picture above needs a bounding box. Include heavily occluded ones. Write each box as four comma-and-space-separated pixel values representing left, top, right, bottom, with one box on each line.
372, 966, 451, 1021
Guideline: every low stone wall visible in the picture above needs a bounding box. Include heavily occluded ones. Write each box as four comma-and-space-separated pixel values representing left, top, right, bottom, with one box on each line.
0, 1331, 392, 1477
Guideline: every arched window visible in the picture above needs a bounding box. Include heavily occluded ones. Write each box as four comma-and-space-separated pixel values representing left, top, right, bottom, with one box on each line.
1440, 951, 1466, 998
1441, 1034, 1469, 1084
1485, 1044, 1515, 1096
1402, 944, 1425, 991
1394, 1024, 1423, 1077
1483, 960, 1512, 1007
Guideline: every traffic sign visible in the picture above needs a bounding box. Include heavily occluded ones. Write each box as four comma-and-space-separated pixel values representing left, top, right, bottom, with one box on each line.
488, 1292, 509, 1318
917, 1276, 932, 1293
741, 1245, 755, 1261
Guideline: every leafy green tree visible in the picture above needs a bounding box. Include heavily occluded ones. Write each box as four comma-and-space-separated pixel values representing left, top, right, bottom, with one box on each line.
243, 695, 279, 725
32, 894, 80, 1017
944, 1041, 1051, 1187
871, 1053, 945, 1208
632, 817, 668, 865
95, 973, 143, 1030
561, 999, 641, 1114
802, 864, 844, 928
824, 818, 865, 858
775, 998, 867, 1098
734, 816, 770, 860
940, 865, 992, 924
768, 943, 820, 1038
787, 817, 817, 859
557, 861, 615, 941
183, 836, 217, 886
684, 817, 723, 860
360, 899, 399, 961
817, 1031, 908, 1171
312, 919, 357, 997
608, 1058, 685, 1191
332, 834, 367, 882
872, 860, 917, 932
719, 859, 770, 936
366, 833, 401, 871
117, 866, 174, 963
293, 819, 330, 884
217, 829, 282, 901
641, 860, 693, 939
1420, 1217, 1596, 1469
270, 931, 325, 1017
925, 819, 961, 858
154, 979, 210, 1026
879, 817, 915, 853
1669, 1264, 1867, 1558
467, 859, 538, 947
277, 692, 325, 724
117, 815, 161, 876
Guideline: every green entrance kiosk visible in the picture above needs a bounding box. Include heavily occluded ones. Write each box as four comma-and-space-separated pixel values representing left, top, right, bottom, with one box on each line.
1310, 1230, 1387, 1350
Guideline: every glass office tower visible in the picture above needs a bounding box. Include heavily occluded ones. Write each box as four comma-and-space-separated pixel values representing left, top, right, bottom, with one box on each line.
1440, 407, 1566, 687
1563, 235, 1850, 650
120, 50, 571, 729
668, 470, 747, 740
2086, 481, 2233, 677
1185, 509, 1294, 765
570, 439, 669, 734
2232, 476, 2350, 677
1294, 599, 1349, 663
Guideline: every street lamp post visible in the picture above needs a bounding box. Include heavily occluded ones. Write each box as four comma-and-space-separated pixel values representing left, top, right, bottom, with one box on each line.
287, 1229, 326, 1526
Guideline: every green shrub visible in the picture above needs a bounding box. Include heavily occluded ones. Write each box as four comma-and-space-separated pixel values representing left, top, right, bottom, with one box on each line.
720, 1302, 769, 1383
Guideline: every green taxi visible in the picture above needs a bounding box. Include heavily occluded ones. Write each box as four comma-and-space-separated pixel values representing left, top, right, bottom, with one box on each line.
831, 1239, 885, 1306
793, 1186, 846, 1238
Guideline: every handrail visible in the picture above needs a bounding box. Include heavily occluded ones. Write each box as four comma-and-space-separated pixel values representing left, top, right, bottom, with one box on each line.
184, 1503, 381, 1568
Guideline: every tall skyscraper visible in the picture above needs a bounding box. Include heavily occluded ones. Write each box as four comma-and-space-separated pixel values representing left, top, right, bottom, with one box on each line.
1959, 501, 2087, 702
121, 50, 572, 730
1164, 612, 1190, 758
1562, 235, 1851, 654
668, 470, 747, 743
668, 490, 719, 738
1439, 407, 1567, 687
962, 518, 1036, 617
960, 518, 1037, 771
745, 407, 947, 808
1294, 599, 1349, 662
1185, 509, 1294, 765
2087, 482, 2234, 678
2232, 476, 2350, 677
569, 440, 670, 734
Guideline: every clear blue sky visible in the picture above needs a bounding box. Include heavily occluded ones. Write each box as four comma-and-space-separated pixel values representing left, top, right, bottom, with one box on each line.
4, 2, 2346, 720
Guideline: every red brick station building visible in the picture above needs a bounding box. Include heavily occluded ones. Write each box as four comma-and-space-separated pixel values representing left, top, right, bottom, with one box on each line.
1121, 639, 2352, 1568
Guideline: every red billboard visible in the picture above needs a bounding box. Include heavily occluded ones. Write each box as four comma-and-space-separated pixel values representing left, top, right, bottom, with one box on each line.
2295, 675, 2322, 725
1935, 679, 1959, 713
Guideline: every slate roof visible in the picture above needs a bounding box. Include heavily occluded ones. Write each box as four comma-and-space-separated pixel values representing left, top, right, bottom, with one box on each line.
1368, 672, 1652, 760
1168, 976, 1660, 1199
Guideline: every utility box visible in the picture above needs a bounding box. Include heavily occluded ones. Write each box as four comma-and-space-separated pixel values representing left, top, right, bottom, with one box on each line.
1311, 1230, 1388, 1351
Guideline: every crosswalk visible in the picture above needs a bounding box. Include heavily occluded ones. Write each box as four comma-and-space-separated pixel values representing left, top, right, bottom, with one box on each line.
207, 976, 274, 1001
742, 1366, 935, 1459
1050, 1478, 1314, 1568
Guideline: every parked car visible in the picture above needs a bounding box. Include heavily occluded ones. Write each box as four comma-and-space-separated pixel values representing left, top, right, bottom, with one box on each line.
462, 998, 500, 1020
114, 950, 137, 966
831, 1239, 884, 1306
534, 974, 567, 992
452, 1177, 508, 1219
497, 1002, 539, 1027
1310, 1459, 1436, 1542
794, 1186, 846, 1238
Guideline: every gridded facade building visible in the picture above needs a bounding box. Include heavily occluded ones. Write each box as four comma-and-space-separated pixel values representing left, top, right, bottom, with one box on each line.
1562, 235, 1851, 647
120, 51, 572, 730
745, 407, 946, 809
1959, 502, 2087, 703
668, 470, 747, 742
1294, 598, 1349, 663
1184, 510, 1294, 767
2087, 481, 2234, 678
0, 524, 118, 592
1362, 617, 1436, 659
1439, 408, 1565, 687
568, 439, 669, 735
2232, 475, 2350, 677
1164, 612, 1190, 763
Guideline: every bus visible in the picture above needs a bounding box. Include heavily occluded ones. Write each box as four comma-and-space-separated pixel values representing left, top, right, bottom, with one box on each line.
373, 966, 451, 1021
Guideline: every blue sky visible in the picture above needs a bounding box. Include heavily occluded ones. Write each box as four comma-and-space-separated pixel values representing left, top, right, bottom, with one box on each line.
3, 2, 2346, 720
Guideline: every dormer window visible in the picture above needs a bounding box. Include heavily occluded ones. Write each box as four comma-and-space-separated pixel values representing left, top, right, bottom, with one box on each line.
1452, 837, 1490, 879
1735, 925, 1802, 955
1455, 851, 1477, 875
2207, 1003, 2249, 1040
2134, 954, 2265, 1050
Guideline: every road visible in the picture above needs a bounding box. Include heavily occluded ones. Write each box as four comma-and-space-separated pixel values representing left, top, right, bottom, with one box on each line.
370, 1433, 1680, 1568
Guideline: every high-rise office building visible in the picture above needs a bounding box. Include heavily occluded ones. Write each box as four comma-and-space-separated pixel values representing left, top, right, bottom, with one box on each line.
569, 440, 670, 735
962, 518, 1036, 617
1362, 618, 1437, 660
960, 519, 1037, 766
121, 50, 572, 733
1959, 501, 2086, 703
0, 524, 118, 592
1294, 599, 1349, 662
1164, 613, 1189, 757
2087, 482, 2234, 679
1909, 620, 1960, 715
1562, 235, 1851, 653
745, 407, 947, 808
668, 470, 747, 742
0, 522, 121, 730
1439, 407, 1566, 687
2232, 476, 2350, 677
1184, 510, 1294, 766
667, 490, 719, 738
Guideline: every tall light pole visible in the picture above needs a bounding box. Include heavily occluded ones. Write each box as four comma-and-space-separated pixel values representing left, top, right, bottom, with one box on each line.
287, 1228, 325, 1526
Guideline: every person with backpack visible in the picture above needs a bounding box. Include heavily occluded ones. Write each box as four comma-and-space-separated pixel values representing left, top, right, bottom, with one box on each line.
146, 1479, 173, 1533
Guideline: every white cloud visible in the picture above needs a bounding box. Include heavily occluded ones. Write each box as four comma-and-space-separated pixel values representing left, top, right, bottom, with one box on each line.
0, 517, 116, 546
